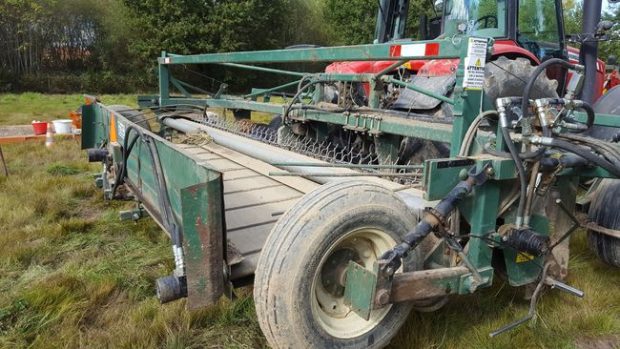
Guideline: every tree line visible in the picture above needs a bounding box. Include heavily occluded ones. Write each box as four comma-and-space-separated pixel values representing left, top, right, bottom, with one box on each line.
0, 0, 617, 93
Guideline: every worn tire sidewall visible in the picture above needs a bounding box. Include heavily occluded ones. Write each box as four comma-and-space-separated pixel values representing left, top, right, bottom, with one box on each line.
279, 197, 416, 348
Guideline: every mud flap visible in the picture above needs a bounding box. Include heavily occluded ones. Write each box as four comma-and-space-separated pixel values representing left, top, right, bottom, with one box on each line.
181, 176, 226, 309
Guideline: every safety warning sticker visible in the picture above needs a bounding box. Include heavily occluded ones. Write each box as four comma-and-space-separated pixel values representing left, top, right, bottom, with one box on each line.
462, 37, 488, 90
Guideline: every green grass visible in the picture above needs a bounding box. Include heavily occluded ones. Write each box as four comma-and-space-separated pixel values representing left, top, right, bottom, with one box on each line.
0, 93, 618, 349
0, 93, 139, 126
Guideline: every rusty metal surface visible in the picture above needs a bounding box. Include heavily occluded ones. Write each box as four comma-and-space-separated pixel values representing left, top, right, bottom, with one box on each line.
390, 267, 469, 303
584, 221, 620, 239
181, 181, 225, 309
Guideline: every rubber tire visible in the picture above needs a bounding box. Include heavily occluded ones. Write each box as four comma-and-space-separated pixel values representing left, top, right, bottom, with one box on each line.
585, 88, 620, 267
400, 56, 559, 164
109, 105, 152, 132
254, 180, 421, 349
484, 56, 559, 108
587, 179, 620, 267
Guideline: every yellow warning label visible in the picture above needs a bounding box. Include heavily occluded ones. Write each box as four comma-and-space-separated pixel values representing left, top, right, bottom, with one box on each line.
516, 253, 535, 263
475, 58, 482, 67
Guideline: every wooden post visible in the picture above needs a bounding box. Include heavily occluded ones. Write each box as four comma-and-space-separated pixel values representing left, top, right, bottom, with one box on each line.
0, 145, 8, 176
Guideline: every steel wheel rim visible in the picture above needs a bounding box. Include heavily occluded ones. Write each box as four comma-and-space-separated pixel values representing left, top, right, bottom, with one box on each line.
311, 227, 397, 339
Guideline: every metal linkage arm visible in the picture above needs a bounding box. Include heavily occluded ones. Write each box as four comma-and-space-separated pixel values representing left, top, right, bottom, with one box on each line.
380, 163, 495, 274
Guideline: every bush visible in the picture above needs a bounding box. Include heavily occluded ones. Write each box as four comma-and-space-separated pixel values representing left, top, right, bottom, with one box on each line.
11, 72, 154, 94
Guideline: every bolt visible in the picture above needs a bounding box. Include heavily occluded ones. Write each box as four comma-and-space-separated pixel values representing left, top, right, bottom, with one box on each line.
486, 167, 495, 177
376, 290, 390, 306
459, 169, 468, 180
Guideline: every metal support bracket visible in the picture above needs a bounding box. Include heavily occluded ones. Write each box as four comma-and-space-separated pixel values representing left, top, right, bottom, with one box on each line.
119, 205, 146, 221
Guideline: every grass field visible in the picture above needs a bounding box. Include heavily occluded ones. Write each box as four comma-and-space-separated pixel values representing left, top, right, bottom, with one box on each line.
0, 93, 618, 349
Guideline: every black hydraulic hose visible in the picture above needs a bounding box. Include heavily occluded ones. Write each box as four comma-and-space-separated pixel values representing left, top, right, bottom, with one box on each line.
144, 136, 180, 245
501, 126, 528, 227
112, 126, 142, 198
558, 133, 620, 167
573, 100, 595, 130
539, 154, 589, 172
542, 98, 596, 132
521, 58, 576, 137
283, 79, 327, 120
547, 138, 620, 177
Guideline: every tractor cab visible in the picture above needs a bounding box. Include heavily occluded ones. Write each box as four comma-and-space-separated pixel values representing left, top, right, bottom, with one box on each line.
434, 0, 567, 62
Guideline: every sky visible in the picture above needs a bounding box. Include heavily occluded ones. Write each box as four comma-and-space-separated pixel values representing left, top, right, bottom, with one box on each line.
603, 0, 618, 14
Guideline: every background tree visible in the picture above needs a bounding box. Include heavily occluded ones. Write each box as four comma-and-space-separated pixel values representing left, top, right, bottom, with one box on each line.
0, 0, 619, 93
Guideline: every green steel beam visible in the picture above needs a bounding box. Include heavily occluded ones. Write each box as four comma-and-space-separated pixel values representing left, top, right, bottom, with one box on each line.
574, 111, 620, 128
218, 62, 309, 77
244, 80, 302, 99
159, 97, 454, 142
159, 52, 171, 103
288, 109, 453, 143
161, 39, 462, 65
174, 78, 211, 95
170, 77, 192, 97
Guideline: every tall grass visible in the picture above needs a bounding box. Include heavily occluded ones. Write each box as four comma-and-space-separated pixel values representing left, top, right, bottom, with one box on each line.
0, 94, 618, 348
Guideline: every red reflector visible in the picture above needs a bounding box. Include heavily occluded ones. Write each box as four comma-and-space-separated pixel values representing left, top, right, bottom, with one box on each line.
425, 43, 440, 56
390, 45, 402, 57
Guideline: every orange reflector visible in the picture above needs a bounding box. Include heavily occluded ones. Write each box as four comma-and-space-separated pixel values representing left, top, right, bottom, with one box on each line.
109, 113, 117, 143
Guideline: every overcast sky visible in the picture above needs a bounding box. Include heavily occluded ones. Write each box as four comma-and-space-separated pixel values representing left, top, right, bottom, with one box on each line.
603, 0, 618, 13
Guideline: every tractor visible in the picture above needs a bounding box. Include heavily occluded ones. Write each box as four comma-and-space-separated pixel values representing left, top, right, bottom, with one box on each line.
81, 0, 620, 348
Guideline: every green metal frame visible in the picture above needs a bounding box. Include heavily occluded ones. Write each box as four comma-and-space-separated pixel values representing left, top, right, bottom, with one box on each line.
82, 100, 226, 308
82, 33, 620, 310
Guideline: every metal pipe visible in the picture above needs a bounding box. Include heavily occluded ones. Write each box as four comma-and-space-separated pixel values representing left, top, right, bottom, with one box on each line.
374, 60, 407, 79
218, 62, 308, 77
385, 77, 455, 105
270, 162, 423, 169
244, 80, 302, 99
580, 0, 603, 104
161, 117, 405, 189
269, 171, 421, 177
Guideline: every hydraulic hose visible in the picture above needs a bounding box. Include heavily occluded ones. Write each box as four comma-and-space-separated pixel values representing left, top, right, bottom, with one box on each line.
283, 79, 327, 120
537, 98, 596, 132
521, 58, 577, 137
576, 101, 596, 130
558, 133, 620, 168
540, 138, 620, 177
501, 126, 528, 227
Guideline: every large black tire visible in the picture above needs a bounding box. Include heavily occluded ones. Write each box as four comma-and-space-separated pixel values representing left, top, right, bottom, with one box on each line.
254, 180, 422, 349
484, 56, 559, 107
587, 179, 620, 267
585, 86, 620, 267
399, 56, 558, 163
109, 105, 152, 132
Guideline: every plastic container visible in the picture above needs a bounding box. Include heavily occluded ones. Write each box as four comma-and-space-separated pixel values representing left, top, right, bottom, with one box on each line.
52, 119, 73, 135
32, 121, 48, 135
69, 111, 82, 129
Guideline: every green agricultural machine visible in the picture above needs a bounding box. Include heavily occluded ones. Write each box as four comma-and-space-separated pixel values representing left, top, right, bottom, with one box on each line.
82, 0, 620, 347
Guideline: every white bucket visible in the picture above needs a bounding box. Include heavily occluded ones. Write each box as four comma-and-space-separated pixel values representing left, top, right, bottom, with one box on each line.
52, 119, 73, 135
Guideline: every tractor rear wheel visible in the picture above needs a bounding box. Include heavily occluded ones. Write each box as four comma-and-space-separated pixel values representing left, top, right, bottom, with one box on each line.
587, 180, 620, 267
484, 56, 559, 106
254, 180, 423, 349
